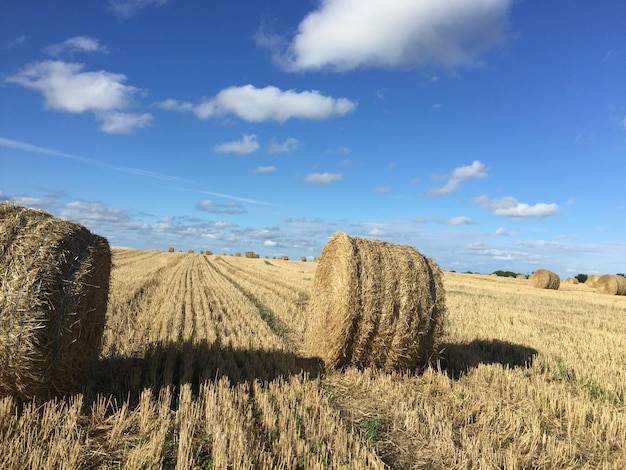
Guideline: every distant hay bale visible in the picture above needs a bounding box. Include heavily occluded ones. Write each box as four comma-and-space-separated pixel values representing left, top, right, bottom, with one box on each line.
168, 247, 175, 253
596, 275, 626, 295
516, 274, 527, 279
235, 252, 241, 257
280, 256, 289, 261
529, 269, 560, 290
306, 232, 447, 371
585, 274, 600, 288
205, 250, 213, 256
300, 256, 307, 262
0, 203, 111, 400
187, 249, 195, 254
562, 277, 579, 285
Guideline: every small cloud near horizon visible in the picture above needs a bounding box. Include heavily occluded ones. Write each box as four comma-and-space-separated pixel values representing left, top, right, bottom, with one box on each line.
475, 195, 558, 217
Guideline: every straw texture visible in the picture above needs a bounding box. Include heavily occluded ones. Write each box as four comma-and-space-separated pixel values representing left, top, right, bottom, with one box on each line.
595, 275, 626, 296
0, 203, 111, 400
530, 269, 560, 290
306, 232, 447, 371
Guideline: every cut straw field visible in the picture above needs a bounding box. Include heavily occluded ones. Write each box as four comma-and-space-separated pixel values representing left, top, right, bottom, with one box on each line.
1, 249, 625, 469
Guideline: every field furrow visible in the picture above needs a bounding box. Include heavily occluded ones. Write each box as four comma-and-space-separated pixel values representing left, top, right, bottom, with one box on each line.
0, 251, 625, 469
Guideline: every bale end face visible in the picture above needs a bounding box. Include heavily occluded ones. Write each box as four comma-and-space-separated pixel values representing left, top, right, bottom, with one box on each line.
529, 269, 560, 290
596, 275, 626, 295
305, 232, 447, 371
0, 203, 111, 401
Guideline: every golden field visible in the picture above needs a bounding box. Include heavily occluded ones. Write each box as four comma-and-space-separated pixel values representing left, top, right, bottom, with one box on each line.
1, 248, 624, 469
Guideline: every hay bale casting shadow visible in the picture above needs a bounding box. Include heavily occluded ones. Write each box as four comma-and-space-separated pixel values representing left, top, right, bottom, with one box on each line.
439, 339, 538, 379
530, 269, 560, 290
306, 232, 447, 371
596, 274, 626, 295
0, 203, 111, 400
89, 339, 323, 403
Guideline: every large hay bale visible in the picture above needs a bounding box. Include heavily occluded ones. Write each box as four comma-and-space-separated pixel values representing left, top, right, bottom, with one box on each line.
585, 274, 600, 288
596, 275, 626, 295
0, 203, 111, 400
306, 232, 447, 371
529, 269, 560, 290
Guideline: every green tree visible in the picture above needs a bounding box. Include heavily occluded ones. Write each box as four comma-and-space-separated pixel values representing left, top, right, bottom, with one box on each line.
575, 274, 588, 283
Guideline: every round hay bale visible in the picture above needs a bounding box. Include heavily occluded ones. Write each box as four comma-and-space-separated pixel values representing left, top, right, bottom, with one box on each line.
595, 275, 626, 295
562, 277, 579, 285
529, 269, 560, 290
516, 274, 527, 279
0, 203, 111, 400
167, 247, 175, 253
305, 232, 447, 371
300, 256, 307, 262
585, 274, 600, 288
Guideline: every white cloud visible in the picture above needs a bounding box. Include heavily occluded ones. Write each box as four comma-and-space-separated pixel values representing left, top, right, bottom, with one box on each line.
3, 35, 27, 49
6, 61, 139, 113
515, 240, 557, 248
3, 194, 55, 209
369, 228, 385, 236
253, 166, 277, 174
466, 242, 542, 263
194, 84, 356, 122
196, 200, 245, 215
280, 0, 511, 71
61, 201, 131, 224
267, 137, 299, 153
154, 98, 194, 112
446, 216, 476, 226
264, 240, 278, 247
475, 195, 559, 217
303, 172, 343, 184
109, 0, 168, 19
373, 186, 390, 194
415, 216, 476, 225
97, 112, 152, 134
45, 36, 108, 56
213, 134, 259, 155
494, 227, 518, 237
430, 160, 487, 195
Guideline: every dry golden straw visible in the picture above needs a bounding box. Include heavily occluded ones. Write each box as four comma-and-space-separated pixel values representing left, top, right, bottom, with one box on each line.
306, 232, 447, 371
585, 274, 600, 288
595, 274, 626, 295
562, 277, 579, 285
529, 269, 560, 290
0, 203, 111, 400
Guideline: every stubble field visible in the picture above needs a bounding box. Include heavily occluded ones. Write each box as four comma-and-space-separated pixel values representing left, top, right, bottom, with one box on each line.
1, 248, 625, 469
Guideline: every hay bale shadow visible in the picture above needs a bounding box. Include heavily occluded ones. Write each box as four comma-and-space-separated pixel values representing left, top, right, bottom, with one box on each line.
438, 339, 538, 379
84, 339, 322, 408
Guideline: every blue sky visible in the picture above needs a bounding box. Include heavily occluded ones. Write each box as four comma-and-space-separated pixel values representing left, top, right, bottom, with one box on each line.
1, 0, 625, 276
